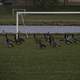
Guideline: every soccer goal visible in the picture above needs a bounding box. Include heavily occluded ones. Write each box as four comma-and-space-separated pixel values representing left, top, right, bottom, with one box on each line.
12, 8, 26, 16
16, 12, 80, 39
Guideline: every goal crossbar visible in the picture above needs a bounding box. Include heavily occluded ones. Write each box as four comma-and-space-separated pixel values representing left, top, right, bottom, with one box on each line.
16, 12, 80, 39
17, 12, 80, 15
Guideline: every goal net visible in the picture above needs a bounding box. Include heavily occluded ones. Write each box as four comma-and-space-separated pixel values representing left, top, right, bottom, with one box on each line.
16, 12, 80, 39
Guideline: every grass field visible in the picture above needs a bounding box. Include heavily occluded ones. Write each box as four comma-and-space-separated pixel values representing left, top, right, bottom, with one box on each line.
0, 6, 80, 80
1, 14, 80, 25
0, 35, 80, 80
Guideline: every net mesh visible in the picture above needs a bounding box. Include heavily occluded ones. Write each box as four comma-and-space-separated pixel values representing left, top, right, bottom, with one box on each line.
18, 14, 80, 26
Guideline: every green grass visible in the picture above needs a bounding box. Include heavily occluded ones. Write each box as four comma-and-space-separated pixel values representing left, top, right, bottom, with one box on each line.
0, 36, 80, 80
0, 14, 80, 25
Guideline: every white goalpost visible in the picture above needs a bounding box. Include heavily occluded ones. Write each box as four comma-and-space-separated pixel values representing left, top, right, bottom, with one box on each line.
16, 12, 80, 39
